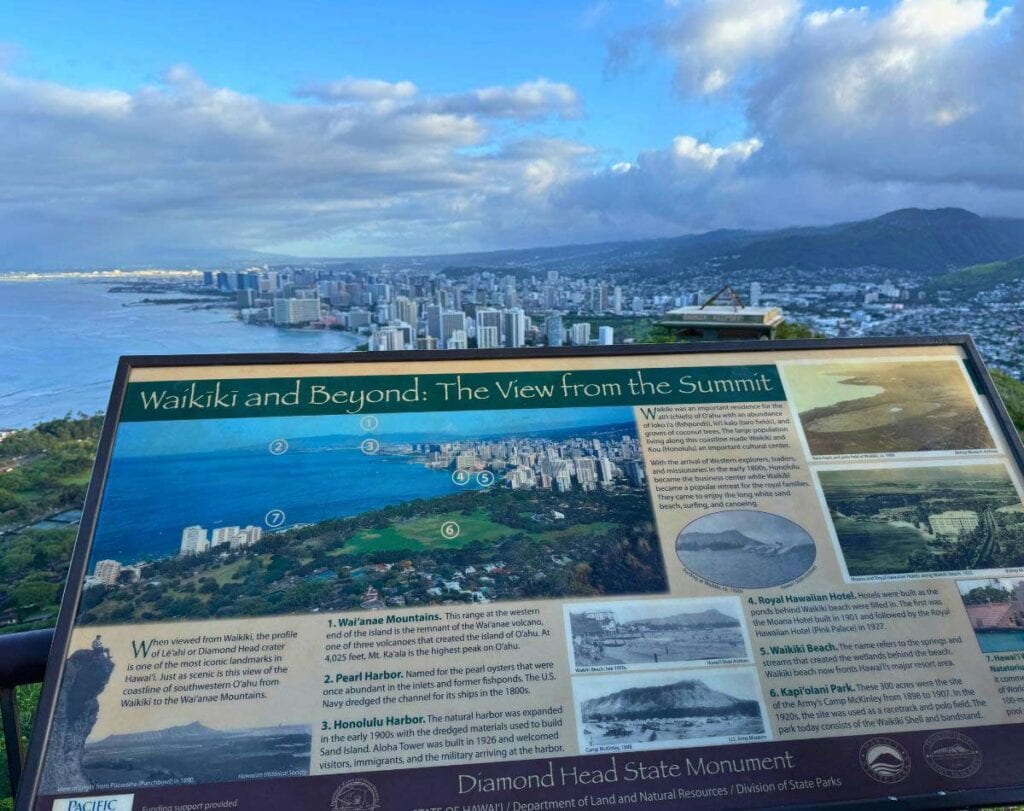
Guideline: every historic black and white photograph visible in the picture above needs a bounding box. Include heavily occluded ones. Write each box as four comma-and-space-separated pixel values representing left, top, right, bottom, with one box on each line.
572, 667, 767, 754
564, 597, 750, 673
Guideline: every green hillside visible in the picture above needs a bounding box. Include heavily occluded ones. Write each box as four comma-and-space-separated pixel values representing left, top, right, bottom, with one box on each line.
678, 208, 1024, 276
925, 255, 1024, 297
993, 370, 1024, 435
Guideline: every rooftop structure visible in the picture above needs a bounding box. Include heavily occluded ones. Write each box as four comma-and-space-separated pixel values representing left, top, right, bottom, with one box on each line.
658, 284, 784, 341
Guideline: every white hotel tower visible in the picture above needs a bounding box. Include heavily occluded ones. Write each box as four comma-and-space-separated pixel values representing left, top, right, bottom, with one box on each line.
180, 525, 210, 555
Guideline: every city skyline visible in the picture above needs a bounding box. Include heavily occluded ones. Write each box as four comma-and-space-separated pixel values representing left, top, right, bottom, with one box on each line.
109, 406, 638, 457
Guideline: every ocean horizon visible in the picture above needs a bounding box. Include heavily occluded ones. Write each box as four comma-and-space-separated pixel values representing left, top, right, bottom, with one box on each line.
0, 278, 361, 429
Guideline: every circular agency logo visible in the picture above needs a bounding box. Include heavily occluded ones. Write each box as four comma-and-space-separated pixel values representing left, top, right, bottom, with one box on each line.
331, 778, 381, 811
859, 737, 912, 783
923, 730, 982, 779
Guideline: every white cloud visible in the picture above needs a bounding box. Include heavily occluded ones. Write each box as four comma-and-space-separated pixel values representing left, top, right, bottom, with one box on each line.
660, 0, 801, 93
428, 79, 582, 120
2, 1, 1024, 265
295, 77, 418, 102
0, 66, 598, 265
575, 0, 1024, 237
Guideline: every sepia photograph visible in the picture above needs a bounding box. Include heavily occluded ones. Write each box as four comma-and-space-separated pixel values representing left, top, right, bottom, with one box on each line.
38, 638, 311, 794
783, 360, 995, 457
573, 667, 767, 754
675, 510, 816, 589
819, 463, 1024, 580
564, 597, 750, 673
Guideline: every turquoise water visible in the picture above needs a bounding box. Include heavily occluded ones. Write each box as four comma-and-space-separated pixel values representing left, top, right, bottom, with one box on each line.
0, 278, 359, 428
977, 630, 1024, 653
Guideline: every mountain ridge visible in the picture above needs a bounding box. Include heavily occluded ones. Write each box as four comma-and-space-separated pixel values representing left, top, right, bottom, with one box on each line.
9, 207, 1024, 276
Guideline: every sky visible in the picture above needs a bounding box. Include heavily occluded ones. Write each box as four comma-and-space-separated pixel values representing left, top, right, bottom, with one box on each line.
2, 0, 1022, 267
111, 405, 636, 456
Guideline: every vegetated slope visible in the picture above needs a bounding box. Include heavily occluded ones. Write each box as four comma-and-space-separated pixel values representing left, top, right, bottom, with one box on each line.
924, 255, 1024, 296
691, 209, 1024, 276
329, 208, 1024, 278
992, 370, 1024, 435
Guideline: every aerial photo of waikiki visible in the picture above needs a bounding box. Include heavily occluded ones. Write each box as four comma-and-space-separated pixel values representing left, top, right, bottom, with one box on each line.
77, 406, 665, 625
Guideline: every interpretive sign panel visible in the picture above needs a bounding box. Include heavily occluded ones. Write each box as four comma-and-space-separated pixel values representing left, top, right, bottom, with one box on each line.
19, 338, 1024, 810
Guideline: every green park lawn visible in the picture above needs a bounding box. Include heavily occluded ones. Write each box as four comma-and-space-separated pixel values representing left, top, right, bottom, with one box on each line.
344, 508, 517, 554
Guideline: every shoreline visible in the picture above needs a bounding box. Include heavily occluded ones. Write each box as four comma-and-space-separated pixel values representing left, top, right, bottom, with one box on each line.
0, 276, 364, 429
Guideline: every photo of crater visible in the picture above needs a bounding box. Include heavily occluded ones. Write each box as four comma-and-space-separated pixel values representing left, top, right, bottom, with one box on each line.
573, 667, 767, 754
783, 360, 995, 457
675, 510, 816, 589
37, 639, 311, 795
81, 721, 311, 790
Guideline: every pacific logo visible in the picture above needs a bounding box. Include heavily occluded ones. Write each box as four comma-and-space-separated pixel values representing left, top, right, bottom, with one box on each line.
52, 794, 134, 811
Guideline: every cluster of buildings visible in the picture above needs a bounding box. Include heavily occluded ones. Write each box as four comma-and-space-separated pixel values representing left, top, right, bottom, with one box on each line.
184, 253, 1024, 380
771, 272, 1021, 376
390, 431, 646, 493
199, 267, 738, 351
353, 558, 509, 609
83, 523, 265, 589
179, 524, 263, 555
874, 507, 981, 537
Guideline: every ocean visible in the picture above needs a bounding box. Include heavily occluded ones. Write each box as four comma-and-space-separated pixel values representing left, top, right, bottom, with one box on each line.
0, 278, 360, 428
90, 443, 472, 566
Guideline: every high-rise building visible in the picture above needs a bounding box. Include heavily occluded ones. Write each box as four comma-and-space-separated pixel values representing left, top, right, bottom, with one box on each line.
212, 527, 235, 548
504, 308, 526, 348
476, 308, 502, 342
273, 297, 321, 325
371, 326, 406, 351
447, 329, 468, 350
94, 559, 122, 585
395, 296, 419, 327
625, 460, 646, 488
426, 304, 442, 339
243, 526, 262, 545
416, 336, 439, 350
613, 286, 622, 314
598, 326, 614, 345
477, 325, 500, 349
750, 282, 762, 307
441, 311, 467, 349
570, 322, 591, 346
180, 525, 209, 556
346, 309, 372, 329
546, 314, 564, 347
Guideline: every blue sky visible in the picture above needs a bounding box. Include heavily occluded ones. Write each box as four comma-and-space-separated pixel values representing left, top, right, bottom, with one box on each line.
1, 0, 1022, 266
3, 1, 740, 158
111, 405, 636, 456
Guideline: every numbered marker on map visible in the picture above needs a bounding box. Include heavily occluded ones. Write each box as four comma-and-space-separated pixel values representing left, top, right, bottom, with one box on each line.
268, 438, 288, 455
360, 438, 380, 455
